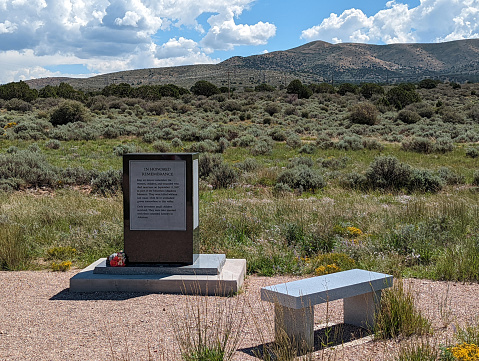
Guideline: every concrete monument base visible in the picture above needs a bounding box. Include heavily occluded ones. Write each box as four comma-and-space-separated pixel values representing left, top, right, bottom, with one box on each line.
70, 257, 246, 296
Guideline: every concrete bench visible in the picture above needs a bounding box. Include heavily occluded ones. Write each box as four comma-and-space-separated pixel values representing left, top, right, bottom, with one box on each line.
260, 269, 393, 349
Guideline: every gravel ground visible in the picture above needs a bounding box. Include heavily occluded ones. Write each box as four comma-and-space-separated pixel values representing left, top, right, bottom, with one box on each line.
1, 270, 479, 360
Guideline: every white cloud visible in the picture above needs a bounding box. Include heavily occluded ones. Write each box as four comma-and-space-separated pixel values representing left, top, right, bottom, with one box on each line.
201, 17, 276, 52
301, 0, 479, 44
0, 20, 17, 34
0, 0, 274, 82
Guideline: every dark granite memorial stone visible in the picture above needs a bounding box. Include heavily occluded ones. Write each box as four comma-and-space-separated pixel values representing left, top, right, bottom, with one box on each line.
123, 153, 199, 264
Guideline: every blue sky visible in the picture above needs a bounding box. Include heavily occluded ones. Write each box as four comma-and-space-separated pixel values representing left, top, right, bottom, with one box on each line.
0, 0, 477, 84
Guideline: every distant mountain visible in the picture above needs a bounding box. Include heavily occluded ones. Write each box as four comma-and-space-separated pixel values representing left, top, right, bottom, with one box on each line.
26, 39, 479, 91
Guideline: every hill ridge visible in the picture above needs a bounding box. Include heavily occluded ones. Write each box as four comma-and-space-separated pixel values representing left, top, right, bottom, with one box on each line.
25, 39, 479, 90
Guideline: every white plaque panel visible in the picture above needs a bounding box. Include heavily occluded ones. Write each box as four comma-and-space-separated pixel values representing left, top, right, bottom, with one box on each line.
130, 160, 186, 230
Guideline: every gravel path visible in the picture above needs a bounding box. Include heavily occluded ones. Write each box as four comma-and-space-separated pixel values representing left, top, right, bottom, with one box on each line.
1, 270, 478, 360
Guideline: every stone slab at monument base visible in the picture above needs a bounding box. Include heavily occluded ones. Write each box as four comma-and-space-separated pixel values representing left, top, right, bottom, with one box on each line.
70, 257, 246, 296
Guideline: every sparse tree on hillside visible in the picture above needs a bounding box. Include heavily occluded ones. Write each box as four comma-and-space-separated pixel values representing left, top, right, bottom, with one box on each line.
359, 83, 384, 99
286, 79, 312, 99
191, 80, 220, 97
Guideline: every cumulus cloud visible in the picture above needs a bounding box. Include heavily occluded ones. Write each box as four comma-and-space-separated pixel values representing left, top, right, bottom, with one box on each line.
0, 0, 275, 82
301, 0, 479, 44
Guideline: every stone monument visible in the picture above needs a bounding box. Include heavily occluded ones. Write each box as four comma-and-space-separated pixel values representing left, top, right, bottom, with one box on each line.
69, 153, 246, 295
123, 153, 199, 264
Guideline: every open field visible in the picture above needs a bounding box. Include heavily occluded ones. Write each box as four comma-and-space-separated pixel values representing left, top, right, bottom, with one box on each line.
1, 80, 479, 359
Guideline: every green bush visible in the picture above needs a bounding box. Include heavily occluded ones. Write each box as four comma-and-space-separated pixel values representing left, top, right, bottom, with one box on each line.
359, 83, 384, 99
466, 147, 479, 158
190, 80, 220, 97
349, 102, 378, 125
384, 85, 421, 110
336, 135, 364, 150
264, 102, 281, 116
0, 148, 58, 187
401, 137, 434, 153
210, 163, 238, 189
337, 83, 358, 96
113, 143, 141, 156
91, 169, 122, 196
473, 170, 479, 186
365, 156, 412, 191
44, 139, 61, 150
152, 140, 171, 153
408, 169, 444, 193
436, 167, 465, 185
50, 100, 90, 126
199, 153, 223, 180
286, 79, 312, 99
434, 137, 454, 153
285, 132, 302, 148
277, 165, 325, 192
5, 98, 32, 112
396, 110, 421, 124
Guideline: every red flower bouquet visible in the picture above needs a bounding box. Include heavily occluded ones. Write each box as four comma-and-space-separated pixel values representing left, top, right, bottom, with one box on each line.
107, 251, 127, 267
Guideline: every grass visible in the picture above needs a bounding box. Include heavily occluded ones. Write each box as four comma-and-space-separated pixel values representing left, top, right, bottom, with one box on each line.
374, 280, 431, 339
0, 189, 122, 269
169, 289, 246, 361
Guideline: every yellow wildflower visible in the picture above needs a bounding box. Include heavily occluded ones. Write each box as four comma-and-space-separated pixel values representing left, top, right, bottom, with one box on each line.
448, 343, 479, 361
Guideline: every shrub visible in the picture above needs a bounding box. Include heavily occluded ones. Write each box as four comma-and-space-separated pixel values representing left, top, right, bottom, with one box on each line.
340, 172, 368, 190
286, 79, 312, 99
91, 169, 122, 196
236, 158, 260, 172
337, 83, 358, 95
408, 168, 444, 193
190, 80, 220, 97
466, 147, 479, 158
264, 102, 281, 116
285, 132, 302, 148
298, 143, 316, 154
473, 170, 479, 186
384, 86, 421, 110
349, 102, 378, 125
288, 157, 314, 168
277, 165, 325, 192
44, 139, 61, 150
269, 128, 287, 141
336, 135, 364, 151
213, 137, 228, 153
198, 153, 223, 180
0, 148, 58, 187
396, 109, 421, 124
436, 167, 465, 185
365, 156, 412, 191
50, 100, 90, 126
5, 98, 32, 112
60, 167, 96, 185
316, 134, 334, 149
434, 137, 454, 153
171, 137, 183, 148
418, 78, 440, 89
152, 140, 171, 153
250, 139, 273, 156
113, 143, 141, 156
210, 163, 238, 189
359, 83, 384, 99
401, 137, 434, 153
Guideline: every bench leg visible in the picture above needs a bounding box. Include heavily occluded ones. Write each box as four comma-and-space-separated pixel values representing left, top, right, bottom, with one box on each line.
274, 304, 314, 351
343, 290, 382, 330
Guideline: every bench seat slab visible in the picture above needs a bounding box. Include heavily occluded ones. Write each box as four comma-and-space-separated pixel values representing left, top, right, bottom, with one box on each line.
261, 269, 393, 309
